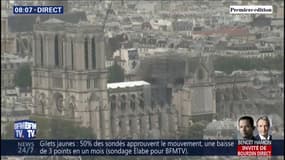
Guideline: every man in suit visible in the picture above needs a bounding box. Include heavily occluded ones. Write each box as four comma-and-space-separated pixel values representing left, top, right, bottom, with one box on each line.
238, 116, 256, 140
255, 116, 272, 140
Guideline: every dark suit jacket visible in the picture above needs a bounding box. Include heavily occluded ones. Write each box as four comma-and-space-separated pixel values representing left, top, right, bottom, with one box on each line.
255, 135, 272, 140
241, 136, 257, 140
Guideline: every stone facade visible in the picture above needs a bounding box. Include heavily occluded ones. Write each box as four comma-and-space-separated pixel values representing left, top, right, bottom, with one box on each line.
173, 57, 216, 129
108, 81, 178, 138
32, 20, 110, 138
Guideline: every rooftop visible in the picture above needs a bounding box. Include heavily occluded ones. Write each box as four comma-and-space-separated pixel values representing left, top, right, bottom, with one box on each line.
204, 119, 236, 131
43, 18, 65, 24
1, 53, 30, 64
107, 81, 150, 89
8, 11, 87, 32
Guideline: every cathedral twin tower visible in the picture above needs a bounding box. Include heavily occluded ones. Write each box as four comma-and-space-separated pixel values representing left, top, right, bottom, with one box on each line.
32, 20, 110, 138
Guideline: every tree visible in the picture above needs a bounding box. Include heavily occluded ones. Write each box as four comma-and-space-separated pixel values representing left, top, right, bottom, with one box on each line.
14, 64, 32, 88
108, 61, 124, 83
48, 117, 95, 139
213, 56, 284, 74
180, 121, 207, 139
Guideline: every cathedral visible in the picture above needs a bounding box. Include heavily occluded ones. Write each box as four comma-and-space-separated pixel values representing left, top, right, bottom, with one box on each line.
32, 19, 216, 139
32, 19, 179, 139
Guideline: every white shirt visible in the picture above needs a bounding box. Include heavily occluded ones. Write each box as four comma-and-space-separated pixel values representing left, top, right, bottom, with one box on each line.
259, 135, 271, 140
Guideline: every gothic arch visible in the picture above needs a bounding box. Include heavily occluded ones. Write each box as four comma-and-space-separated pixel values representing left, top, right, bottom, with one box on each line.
71, 39, 74, 69
16, 39, 20, 53
53, 92, 64, 113
54, 34, 60, 66
120, 94, 127, 112
39, 93, 46, 115
89, 92, 100, 111
91, 36, 96, 69
195, 64, 209, 82
130, 94, 136, 112
67, 96, 76, 118
139, 93, 144, 110
89, 92, 100, 101
110, 95, 116, 112
22, 38, 29, 50
84, 37, 89, 69
39, 34, 44, 66
60, 35, 65, 66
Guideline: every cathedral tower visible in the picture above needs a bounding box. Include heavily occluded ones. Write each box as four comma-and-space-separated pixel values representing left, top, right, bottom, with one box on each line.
32, 19, 110, 138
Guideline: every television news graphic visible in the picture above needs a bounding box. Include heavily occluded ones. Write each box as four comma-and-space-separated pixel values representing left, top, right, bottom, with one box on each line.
13, 6, 64, 14
237, 140, 272, 156
229, 5, 273, 14
1, 140, 284, 156
14, 120, 37, 140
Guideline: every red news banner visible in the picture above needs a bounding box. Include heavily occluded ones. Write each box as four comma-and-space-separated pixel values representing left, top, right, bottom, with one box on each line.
237, 140, 272, 156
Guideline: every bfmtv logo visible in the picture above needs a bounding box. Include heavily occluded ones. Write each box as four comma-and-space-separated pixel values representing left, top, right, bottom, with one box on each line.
14, 120, 37, 139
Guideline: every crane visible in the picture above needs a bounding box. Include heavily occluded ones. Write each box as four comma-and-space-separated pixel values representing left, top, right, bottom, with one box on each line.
102, 1, 112, 32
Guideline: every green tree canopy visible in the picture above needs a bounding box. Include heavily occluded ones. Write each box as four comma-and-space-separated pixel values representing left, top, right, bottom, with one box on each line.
108, 61, 124, 83
213, 55, 284, 74
14, 64, 32, 88
180, 121, 207, 139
